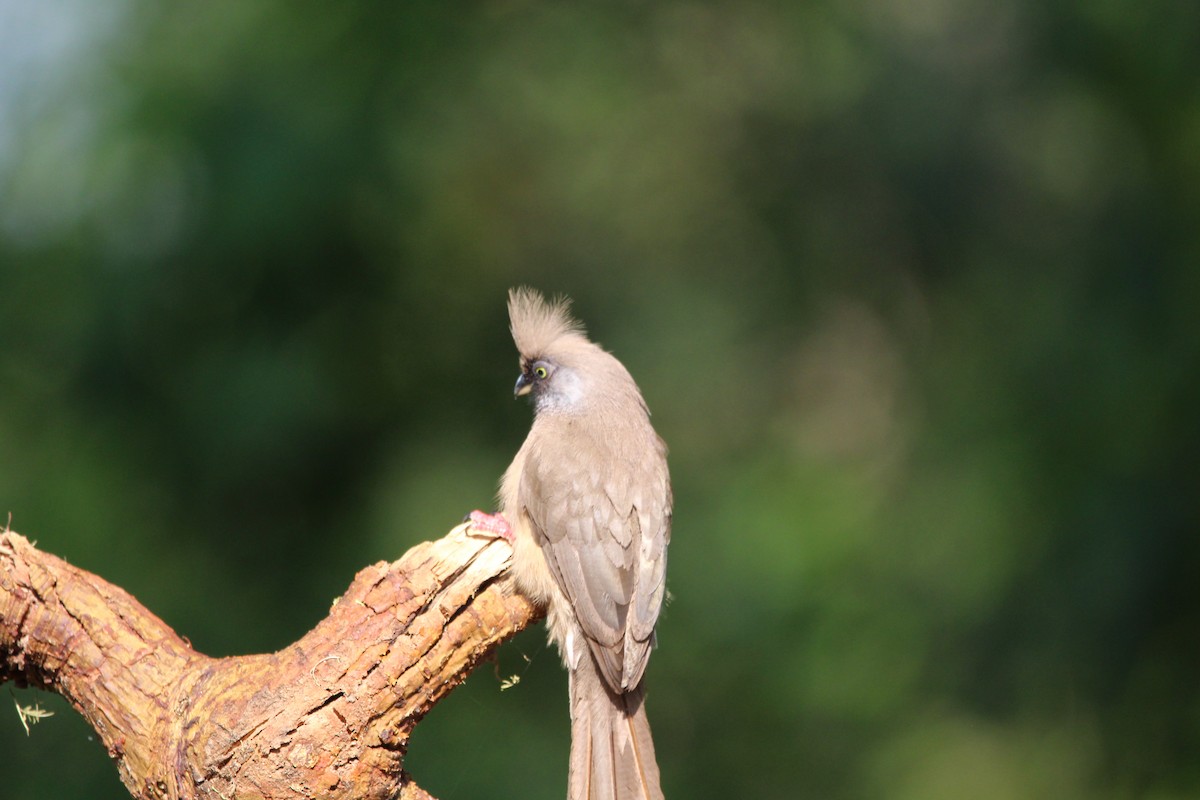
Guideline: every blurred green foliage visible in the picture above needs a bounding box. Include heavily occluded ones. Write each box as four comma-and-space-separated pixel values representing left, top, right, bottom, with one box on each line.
2, 1, 1198, 798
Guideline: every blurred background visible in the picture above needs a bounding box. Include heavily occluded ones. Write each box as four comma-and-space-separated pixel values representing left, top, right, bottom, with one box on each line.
2, 1, 1197, 798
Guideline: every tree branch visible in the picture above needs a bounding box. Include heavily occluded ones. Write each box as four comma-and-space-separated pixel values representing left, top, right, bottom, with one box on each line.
0, 523, 539, 799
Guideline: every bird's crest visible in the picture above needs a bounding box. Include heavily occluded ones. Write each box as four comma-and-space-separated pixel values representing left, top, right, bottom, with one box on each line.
508, 287, 586, 358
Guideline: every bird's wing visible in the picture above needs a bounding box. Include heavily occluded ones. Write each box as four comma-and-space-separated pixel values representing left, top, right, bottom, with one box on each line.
521, 421, 670, 693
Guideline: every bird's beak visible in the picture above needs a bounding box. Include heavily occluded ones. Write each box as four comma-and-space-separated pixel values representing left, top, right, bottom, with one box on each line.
514, 372, 533, 397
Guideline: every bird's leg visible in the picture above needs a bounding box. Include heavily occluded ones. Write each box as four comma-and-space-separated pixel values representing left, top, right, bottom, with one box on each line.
466, 510, 514, 543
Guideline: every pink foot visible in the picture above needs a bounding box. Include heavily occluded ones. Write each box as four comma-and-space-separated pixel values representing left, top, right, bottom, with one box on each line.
466, 510, 514, 543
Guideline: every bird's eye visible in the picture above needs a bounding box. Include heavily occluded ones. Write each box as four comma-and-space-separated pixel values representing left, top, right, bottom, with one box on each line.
534, 365, 549, 379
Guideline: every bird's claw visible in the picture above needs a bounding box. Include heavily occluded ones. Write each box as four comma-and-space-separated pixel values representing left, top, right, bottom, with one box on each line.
465, 510, 515, 544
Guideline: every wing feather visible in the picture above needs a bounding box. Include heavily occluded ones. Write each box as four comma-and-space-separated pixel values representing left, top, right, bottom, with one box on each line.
521, 419, 669, 692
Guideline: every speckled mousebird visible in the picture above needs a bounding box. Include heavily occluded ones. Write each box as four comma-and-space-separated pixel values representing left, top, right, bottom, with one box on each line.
469, 287, 670, 800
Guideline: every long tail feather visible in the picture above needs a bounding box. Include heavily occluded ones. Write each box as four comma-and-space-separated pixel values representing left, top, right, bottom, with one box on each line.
568, 655, 664, 800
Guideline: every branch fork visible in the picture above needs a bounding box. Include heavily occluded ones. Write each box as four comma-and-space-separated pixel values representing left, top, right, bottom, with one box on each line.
0, 524, 539, 799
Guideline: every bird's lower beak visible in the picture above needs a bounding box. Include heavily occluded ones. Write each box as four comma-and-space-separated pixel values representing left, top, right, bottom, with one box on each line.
514, 372, 533, 397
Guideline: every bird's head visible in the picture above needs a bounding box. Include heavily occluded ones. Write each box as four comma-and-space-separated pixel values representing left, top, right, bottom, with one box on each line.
507, 287, 601, 414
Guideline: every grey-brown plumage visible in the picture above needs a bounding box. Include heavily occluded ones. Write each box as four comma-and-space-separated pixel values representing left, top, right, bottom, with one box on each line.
495, 288, 670, 800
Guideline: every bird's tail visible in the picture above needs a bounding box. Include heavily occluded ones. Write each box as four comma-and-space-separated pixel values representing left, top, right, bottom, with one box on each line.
568, 654, 664, 800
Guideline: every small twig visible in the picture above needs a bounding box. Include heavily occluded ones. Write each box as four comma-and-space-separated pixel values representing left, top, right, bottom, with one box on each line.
12, 693, 55, 736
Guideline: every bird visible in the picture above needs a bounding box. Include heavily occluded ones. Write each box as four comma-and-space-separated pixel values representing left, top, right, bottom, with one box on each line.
469, 287, 670, 800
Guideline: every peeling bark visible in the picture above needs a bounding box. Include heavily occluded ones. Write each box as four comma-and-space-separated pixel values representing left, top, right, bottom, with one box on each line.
0, 524, 539, 799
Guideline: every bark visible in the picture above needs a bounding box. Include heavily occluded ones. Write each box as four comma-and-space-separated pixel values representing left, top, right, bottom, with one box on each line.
0, 523, 539, 800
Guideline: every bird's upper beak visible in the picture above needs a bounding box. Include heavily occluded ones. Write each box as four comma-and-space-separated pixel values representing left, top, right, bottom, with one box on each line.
514, 372, 533, 397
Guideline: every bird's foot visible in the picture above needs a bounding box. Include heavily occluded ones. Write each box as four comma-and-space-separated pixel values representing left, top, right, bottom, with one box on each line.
465, 510, 514, 543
